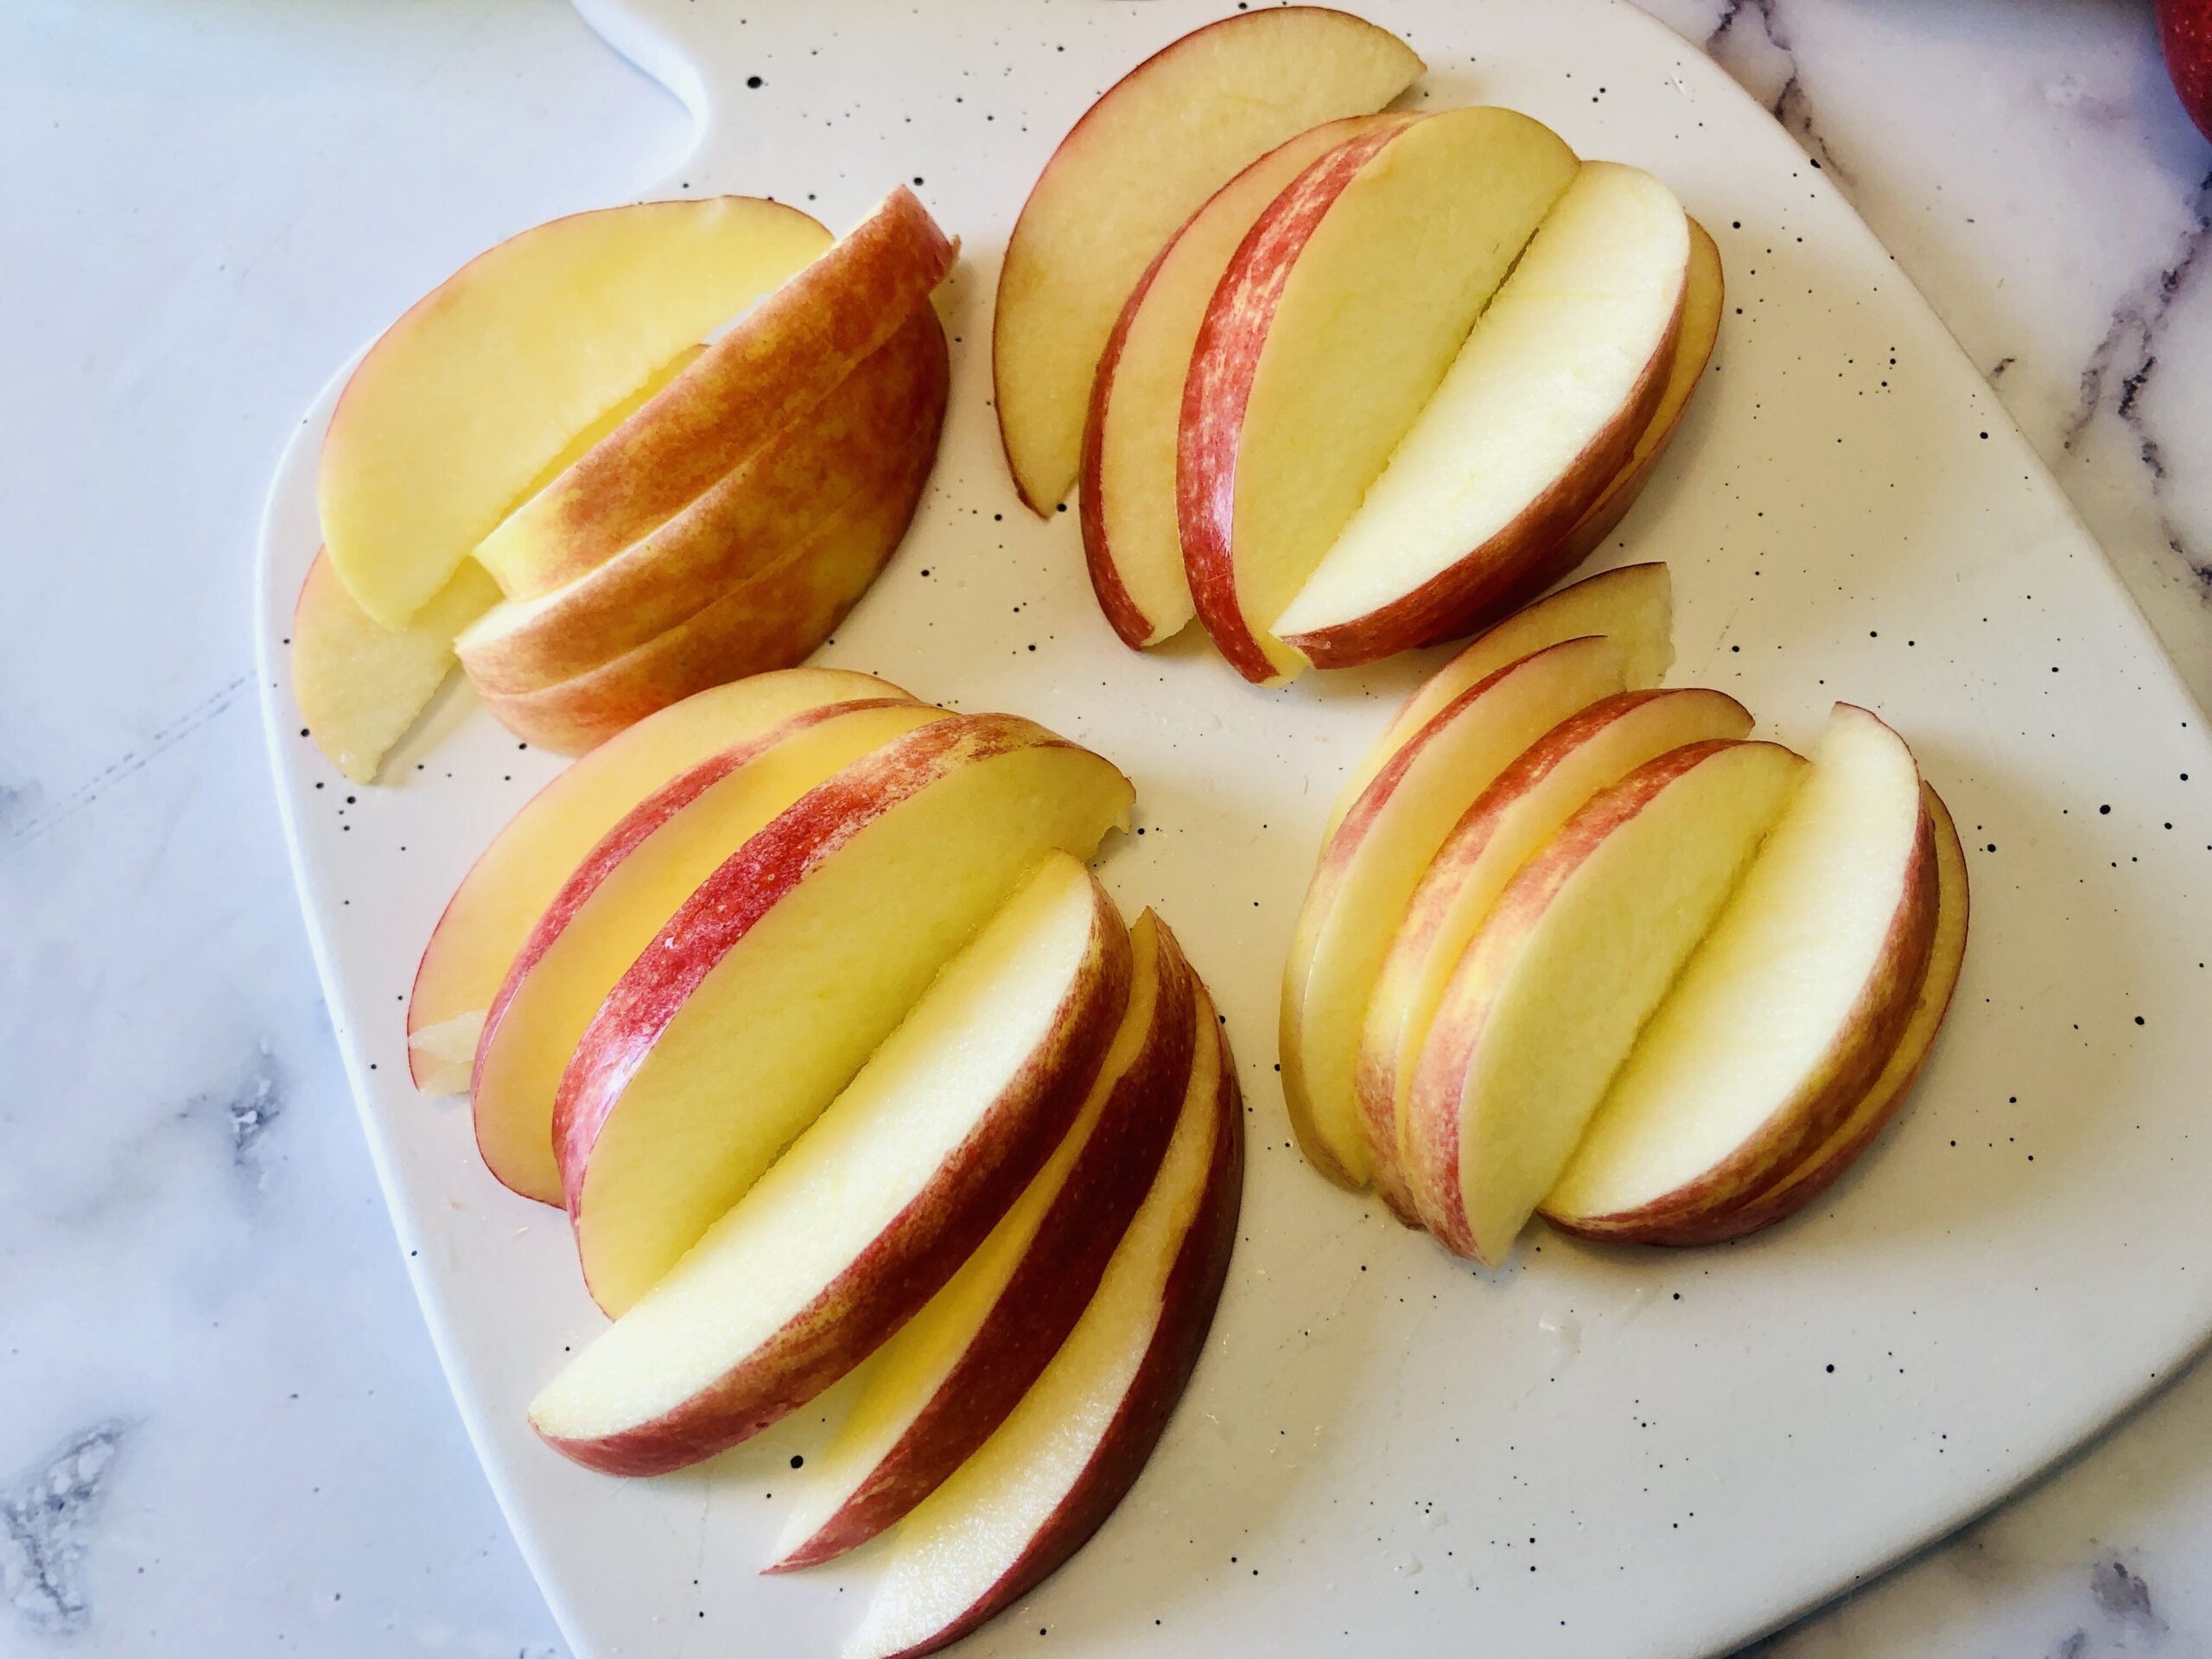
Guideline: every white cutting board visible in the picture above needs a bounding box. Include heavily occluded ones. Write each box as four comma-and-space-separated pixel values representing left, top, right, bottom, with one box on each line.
256, 3, 2212, 1655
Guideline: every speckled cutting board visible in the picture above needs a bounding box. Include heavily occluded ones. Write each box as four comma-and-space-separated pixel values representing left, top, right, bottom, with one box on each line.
255, 2, 2212, 1655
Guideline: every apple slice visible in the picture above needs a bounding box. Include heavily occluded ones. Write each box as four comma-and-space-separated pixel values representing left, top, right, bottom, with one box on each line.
771, 911, 1197, 1570
474, 188, 956, 601
405, 666, 915, 1094
321, 196, 833, 627
994, 7, 1422, 515
1273, 163, 1688, 666
1356, 688, 1755, 1214
1640, 785, 1969, 1245
290, 549, 501, 785
1406, 739, 1805, 1262
1542, 706, 1941, 1236
471, 699, 949, 1204
1282, 635, 1632, 1201
1330, 563, 1675, 839
1080, 114, 1416, 649
1180, 108, 1581, 684
557, 713, 1135, 1314
531, 855, 1132, 1475
842, 984, 1241, 1659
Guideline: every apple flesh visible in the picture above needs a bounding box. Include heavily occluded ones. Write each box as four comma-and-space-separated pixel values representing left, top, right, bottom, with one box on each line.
1179, 107, 1581, 684
1281, 634, 1632, 1201
1543, 705, 1940, 1236
530, 855, 1132, 1475
1406, 739, 1806, 1262
842, 982, 1242, 1659
993, 7, 1421, 514
556, 712, 1135, 1315
1274, 163, 1689, 666
470, 699, 948, 1204
771, 911, 1198, 1571
405, 666, 914, 1095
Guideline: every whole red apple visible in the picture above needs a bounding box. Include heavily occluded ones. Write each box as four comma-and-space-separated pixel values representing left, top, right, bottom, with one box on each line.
2163, 0, 2212, 141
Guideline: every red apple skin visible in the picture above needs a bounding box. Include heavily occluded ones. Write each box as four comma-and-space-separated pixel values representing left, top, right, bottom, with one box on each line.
768, 921, 1200, 1572
2162, 0, 2212, 142
874, 1003, 1246, 1659
1178, 121, 1422, 684
1276, 289, 1681, 670
1077, 237, 1177, 650
536, 874, 1134, 1477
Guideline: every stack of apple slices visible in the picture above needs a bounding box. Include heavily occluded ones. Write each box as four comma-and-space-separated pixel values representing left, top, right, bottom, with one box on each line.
1282, 564, 1970, 1262
404, 668, 1242, 1656
295, 187, 959, 781
995, 6, 1724, 684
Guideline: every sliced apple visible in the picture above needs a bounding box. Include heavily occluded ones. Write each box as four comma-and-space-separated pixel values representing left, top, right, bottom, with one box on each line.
1282, 635, 1632, 1202
405, 666, 914, 1095
842, 983, 1241, 1659
1330, 563, 1675, 838
471, 699, 949, 1204
474, 188, 956, 601
556, 714, 1135, 1314
772, 912, 1197, 1571
1543, 706, 1940, 1236
1080, 114, 1416, 649
994, 7, 1422, 515
1180, 107, 1581, 684
1274, 163, 1689, 666
1406, 739, 1806, 1262
531, 855, 1132, 1475
321, 196, 833, 627
290, 549, 501, 785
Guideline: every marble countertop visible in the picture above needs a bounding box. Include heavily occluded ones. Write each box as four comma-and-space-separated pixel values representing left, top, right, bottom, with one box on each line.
4, 0, 2209, 1653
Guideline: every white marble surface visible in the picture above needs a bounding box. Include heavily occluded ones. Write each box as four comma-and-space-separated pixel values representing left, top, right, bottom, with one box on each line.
3, 1, 2209, 1654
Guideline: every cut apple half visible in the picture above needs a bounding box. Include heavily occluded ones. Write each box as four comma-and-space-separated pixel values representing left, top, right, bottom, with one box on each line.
1282, 634, 1632, 1201
1273, 162, 1689, 667
1330, 563, 1675, 837
1080, 113, 1416, 650
405, 666, 915, 1095
290, 548, 501, 785
1356, 687, 1755, 1214
842, 982, 1241, 1659
1406, 738, 1806, 1262
470, 698, 948, 1204
772, 912, 1197, 1571
1179, 107, 1581, 683
530, 854, 1132, 1475
1544, 705, 1940, 1236
994, 7, 1422, 514
556, 713, 1135, 1315
321, 196, 833, 628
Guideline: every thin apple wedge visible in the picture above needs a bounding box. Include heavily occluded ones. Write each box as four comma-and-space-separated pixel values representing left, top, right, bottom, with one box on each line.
531, 855, 1131, 1475
994, 7, 1422, 514
1357, 687, 1755, 1216
1283, 634, 1632, 1201
842, 984, 1241, 1659
406, 666, 916, 1095
556, 713, 1135, 1315
771, 912, 1197, 1571
470, 699, 949, 1204
1180, 107, 1581, 683
1544, 706, 1941, 1238
1407, 739, 1805, 1262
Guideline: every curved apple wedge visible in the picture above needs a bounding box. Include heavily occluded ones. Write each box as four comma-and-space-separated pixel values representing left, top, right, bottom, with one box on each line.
556, 713, 1135, 1315
530, 855, 1132, 1476
1356, 687, 1755, 1215
1407, 739, 1806, 1262
470, 699, 948, 1204
1543, 705, 1941, 1237
841, 985, 1242, 1659
406, 667, 916, 1095
1282, 634, 1633, 1200
770, 912, 1197, 1572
